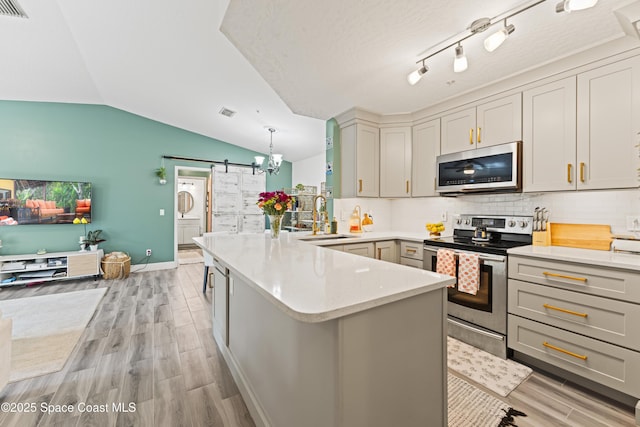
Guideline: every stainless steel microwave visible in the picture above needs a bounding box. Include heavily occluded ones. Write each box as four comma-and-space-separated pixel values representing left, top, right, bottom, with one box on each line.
436, 141, 522, 195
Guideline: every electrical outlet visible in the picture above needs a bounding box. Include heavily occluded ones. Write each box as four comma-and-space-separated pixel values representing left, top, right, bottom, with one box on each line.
146, 249, 152, 257
626, 216, 640, 231
441, 211, 448, 222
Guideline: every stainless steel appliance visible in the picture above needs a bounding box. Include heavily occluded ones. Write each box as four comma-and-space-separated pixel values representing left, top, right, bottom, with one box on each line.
423, 214, 533, 358
436, 141, 522, 195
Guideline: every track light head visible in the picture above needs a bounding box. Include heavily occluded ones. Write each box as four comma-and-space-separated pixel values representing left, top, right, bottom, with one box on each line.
453, 44, 468, 73
556, 0, 598, 13
484, 22, 515, 52
407, 63, 428, 85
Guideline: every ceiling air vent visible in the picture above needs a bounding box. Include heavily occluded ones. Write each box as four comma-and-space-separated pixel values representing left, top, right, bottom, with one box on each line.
0, 0, 28, 18
218, 107, 236, 118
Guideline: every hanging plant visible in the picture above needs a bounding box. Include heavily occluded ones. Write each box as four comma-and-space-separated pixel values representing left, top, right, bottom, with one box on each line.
155, 166, 167, 184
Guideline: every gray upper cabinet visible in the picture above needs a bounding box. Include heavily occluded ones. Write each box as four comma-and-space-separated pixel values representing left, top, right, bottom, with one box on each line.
340, 123, 380, 198
411, 119, 440, 197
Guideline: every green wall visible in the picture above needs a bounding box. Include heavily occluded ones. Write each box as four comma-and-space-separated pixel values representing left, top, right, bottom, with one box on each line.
0, 101, 291, 263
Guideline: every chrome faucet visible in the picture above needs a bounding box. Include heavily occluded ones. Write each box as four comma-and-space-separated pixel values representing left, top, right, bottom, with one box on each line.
312, 194, 327, 235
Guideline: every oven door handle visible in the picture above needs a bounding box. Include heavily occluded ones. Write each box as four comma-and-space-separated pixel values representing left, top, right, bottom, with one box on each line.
423, 246, 506, 263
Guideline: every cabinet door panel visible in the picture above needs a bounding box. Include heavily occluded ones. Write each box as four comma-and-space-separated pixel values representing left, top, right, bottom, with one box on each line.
441, 108, 476, 155
476, 93, 522, 148
340, 125, 357, 198
577, 56, 640, 190
356, 124, 380, 197
343, 242, 374, 258
523, 77, 577, 192
380, 127, 411, 198
411, 119, 440, 197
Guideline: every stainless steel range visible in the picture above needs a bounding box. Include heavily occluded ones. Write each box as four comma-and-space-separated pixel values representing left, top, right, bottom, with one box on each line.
423, 214, 533, 359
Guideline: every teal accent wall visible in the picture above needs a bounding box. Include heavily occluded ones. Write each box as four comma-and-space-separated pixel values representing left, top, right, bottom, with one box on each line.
0, 101, 291, 263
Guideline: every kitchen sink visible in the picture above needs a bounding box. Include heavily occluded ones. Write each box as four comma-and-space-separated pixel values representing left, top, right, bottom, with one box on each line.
298, 234, 352, 241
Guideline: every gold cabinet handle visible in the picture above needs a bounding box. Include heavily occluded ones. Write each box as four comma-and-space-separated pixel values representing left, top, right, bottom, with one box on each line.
543, 341, 588, 361
580, 162, 585, 183
358, 179, 363, 193
377, 248, 382, 260
469, 128, 474, 145
406, 180, 410, 194
543, 303, 588, 318
567, 164, 572, 183
405, 248, 417, 254
543, 271, 587, 282
477, 127, 481, 143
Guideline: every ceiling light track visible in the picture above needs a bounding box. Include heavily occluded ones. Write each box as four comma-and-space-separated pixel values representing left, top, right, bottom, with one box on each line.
407, 0, 599, 85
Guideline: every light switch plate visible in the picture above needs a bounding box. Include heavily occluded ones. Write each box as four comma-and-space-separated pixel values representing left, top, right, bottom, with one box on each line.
160, 209, 165, 216
326, 137, 333, 150
626, 215, 640, 231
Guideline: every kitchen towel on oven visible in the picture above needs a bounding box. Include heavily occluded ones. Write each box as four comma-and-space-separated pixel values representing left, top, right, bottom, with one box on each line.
436, 249, 456, 287
457, 252, 480, 295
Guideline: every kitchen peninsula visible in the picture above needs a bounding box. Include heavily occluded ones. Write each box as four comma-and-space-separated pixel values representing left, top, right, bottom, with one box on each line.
194, 233, 455, 427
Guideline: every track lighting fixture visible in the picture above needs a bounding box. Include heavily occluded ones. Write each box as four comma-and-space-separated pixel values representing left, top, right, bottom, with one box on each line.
408, 61, 428, 85
556, 0, 599, 13
453, 44, 468, 73
484, 20, 515, 52
407, 0, 564, 85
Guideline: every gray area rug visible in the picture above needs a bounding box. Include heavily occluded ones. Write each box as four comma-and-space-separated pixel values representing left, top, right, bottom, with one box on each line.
178, 249, 204, 265
0, 287, 107, 382
448, 336, 532, 397
448, 373, 511, 427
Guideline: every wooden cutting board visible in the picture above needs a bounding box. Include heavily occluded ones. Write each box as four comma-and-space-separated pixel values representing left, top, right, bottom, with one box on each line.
549, 223, 613, 251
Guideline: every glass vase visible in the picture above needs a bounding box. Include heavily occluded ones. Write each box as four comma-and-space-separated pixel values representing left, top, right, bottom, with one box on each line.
268, 214, 284, 239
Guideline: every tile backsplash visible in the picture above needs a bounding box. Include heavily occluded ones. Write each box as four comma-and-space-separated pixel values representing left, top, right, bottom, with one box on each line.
335, 189, 640, 236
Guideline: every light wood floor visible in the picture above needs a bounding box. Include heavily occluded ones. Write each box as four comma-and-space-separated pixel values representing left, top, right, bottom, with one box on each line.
0, 260, 636, 427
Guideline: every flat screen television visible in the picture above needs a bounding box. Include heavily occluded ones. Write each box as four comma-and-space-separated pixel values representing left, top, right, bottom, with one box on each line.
0, 178, 92, 225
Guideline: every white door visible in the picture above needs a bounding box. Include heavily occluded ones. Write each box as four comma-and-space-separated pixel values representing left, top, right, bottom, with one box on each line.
411, 119, 441, 197
380, 127, 411, 198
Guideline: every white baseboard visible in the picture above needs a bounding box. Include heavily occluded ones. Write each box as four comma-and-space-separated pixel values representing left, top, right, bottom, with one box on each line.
130, 261, 177, 274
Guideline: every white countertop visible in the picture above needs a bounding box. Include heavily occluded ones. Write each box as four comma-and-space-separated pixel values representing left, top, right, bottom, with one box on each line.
508, 245, 640, 272
193, 232, 454, 323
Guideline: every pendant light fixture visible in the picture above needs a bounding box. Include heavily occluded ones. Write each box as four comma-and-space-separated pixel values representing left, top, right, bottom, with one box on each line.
484, 20, 516, 52
453, 43, 468, 73
253, 127, 283, 175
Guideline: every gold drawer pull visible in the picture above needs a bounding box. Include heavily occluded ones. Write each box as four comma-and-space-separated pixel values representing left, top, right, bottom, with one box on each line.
543, 341, 588, 361
543, 303, 588, 318
359, 179, 363, 193
406, 180, 410, 194
567, 164, 572, 184
542, 271, 587, 282
469, 128, 474, 144
377, 248, 382, 260
580, 162, 585, 183
405, 248, 417, 253
477, 127, 481, 143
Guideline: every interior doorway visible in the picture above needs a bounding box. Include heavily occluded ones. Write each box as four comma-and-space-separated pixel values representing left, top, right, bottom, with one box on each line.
174, 166, 212, 264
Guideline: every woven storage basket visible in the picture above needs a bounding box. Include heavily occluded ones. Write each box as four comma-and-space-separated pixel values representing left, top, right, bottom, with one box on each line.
101, 252, 131, 279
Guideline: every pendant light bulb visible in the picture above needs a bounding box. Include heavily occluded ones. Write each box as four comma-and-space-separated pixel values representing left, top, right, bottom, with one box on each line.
453, 44, 468, 73
484, 22, 515, 52
407, 62, 428, 85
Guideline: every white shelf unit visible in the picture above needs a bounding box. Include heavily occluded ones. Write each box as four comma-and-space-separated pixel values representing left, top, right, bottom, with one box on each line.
284, 186, 325, 232
0, 249, 103, 287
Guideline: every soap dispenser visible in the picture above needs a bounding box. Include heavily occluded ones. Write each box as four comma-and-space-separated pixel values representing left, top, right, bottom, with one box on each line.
349, 205, 363, 233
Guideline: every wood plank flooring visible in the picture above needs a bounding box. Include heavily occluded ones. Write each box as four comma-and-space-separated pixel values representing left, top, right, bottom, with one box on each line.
0, 257, 636, 426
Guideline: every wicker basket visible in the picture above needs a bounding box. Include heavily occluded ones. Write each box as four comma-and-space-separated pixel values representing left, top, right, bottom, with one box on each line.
101, 252, 131, 279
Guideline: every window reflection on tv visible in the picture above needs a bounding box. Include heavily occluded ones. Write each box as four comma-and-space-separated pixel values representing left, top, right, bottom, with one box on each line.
0, 179, 92, 226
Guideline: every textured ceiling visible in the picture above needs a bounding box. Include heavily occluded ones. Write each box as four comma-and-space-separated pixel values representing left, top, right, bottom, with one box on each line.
1, 0, 636, 162
222, 0, 635, 119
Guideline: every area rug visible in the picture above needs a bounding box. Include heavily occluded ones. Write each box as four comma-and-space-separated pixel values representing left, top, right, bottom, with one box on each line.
448, 336, 532, 397
448, 373, 514, 427
178, 249, 204, 265
0, 287, 107, 382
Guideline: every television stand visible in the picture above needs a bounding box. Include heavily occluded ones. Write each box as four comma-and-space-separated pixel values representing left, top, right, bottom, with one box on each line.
0, 250, 103, 287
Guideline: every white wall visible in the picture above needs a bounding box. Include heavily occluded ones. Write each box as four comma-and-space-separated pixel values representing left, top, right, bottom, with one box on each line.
292, 152, 325, 194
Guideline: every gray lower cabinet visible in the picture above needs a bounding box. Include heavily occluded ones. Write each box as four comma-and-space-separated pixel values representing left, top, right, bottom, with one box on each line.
508, 255, 640, 403
399, 241, 423, 268
212, 258, 229, 346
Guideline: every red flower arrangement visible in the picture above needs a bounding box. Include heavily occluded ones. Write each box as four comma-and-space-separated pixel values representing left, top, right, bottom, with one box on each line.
256, 191, 295, 215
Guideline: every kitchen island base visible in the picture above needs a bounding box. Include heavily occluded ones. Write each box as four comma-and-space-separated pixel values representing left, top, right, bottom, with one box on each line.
219, 273, 447, 427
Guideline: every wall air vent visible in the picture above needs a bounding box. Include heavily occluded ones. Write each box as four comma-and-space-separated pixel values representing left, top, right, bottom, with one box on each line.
218, 107, 236, 118
0, 0, 28, 18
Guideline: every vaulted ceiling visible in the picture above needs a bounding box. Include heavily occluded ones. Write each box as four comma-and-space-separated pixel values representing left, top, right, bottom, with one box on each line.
1, 0, 638, 162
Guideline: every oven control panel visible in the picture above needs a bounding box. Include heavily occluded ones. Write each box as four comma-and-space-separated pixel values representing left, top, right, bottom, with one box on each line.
453, 215, 533, 235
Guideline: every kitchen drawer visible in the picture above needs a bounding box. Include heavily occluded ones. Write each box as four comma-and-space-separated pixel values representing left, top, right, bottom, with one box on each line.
508, 315, 640, 398
509, 256, 640, 304
399, 241, 423, 261
400, 257, 423, 269
509, 279, 640, 351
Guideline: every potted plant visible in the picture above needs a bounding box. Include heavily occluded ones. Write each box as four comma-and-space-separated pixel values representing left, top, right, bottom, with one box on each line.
155, 167, 167, 185
85, 230, 106, 251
